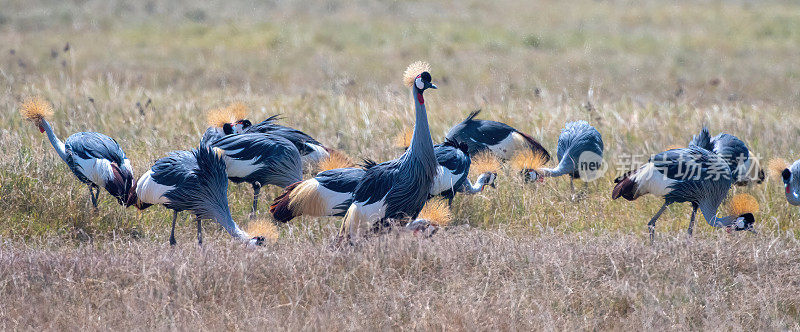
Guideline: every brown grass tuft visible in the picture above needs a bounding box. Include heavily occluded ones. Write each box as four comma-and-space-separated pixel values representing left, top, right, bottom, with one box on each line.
728, 193, 760, 216
403, 61, 430, 87
511, 149, 548, 171
19, 97, 53, 123
317, 149, 354, 172
471, 151, 501, 175
417, 199, 452, 226
393, 127, 413, 148
246, 219, 279, 243
768, 158, 790, 180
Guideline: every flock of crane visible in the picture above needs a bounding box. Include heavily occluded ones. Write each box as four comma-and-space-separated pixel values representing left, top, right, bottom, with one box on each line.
19, 61, 800, 246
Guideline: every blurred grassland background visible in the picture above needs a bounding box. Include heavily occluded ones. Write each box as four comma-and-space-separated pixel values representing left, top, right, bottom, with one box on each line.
1, 0, 800, 329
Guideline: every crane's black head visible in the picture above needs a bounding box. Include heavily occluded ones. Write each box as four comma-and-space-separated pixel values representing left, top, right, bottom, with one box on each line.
235, 119, 252, 132
222, 123, 234, 135
414, 72, 437, 92
732, 213, 756, 233
522, 169, 544, 183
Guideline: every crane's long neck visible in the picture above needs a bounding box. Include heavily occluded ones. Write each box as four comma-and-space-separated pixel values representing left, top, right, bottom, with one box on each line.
698, 201, 737, 228
407, 87, 436, 177
213, 212, 251, 241
540, 164, 570, 177
409, 88, 434, 156
462, 178, 487, 194
786, 182, 800, 206
40, 119, 68, 163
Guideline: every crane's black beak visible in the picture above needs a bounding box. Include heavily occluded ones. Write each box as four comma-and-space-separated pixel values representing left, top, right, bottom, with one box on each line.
429, 82, 437, 89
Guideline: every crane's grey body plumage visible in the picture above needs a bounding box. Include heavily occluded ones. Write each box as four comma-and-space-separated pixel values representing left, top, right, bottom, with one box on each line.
541, 121, 603, 178
445, 110, 550, 162
612, 146, 755, 240
242, 115, 329, 164
211, 132, 302, 215
211, 133, 303, 187
40, 119, 133, 206
128, 146, 252, 243
689, 127, 760, 185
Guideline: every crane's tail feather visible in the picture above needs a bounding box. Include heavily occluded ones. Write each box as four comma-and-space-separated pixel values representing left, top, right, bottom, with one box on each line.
270, 181, 301, 223
270, 179, 328, 223
612, 170, 638, 201
464, 109, 481, 122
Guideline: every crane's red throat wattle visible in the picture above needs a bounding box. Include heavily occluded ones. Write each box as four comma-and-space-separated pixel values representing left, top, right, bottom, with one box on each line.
417, 92, 424, 104
38, 124, 44, 133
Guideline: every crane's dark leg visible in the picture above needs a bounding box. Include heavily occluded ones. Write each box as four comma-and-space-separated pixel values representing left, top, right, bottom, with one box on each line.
688, 202, 699, 237
88, 185, 99, 208
570, 178, 575, 194
169, 210, 178, 246
648, 203, 669, 244
250, 181, 262, 219
196, 217, 203, 245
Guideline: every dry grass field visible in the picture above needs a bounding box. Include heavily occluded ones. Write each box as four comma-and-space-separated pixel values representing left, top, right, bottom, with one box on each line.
1, 0, 800, 329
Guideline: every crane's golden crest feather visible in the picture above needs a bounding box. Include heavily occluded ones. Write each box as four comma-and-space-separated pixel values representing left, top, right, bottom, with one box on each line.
417, 199, 452, 227
206, 107, 234, 128
20, 97, 53, 123
225, 102, 249, 121
393, 127, 413, 148
470, 151, 501, 175
511, 149, 548, 171
728, 193, 760, 216
246, 219, 279, 243
768, 158, 790, 180
403, 61, 430, 87
317, 149, 354, 172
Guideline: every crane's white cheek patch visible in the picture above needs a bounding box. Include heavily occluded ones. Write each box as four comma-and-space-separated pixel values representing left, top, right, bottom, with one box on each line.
430, 165, 463, 196
135, 170, 172, 204
415, 77, 424, 90
73, 155, 114, 185
222, 156, 261, 178
631, 163, 676, 197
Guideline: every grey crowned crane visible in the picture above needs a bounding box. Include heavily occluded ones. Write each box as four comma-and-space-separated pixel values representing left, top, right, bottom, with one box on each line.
521, 121, 604, 192
689, 126, 765, 186
209, 133, 303, 216
445, 110, 550, 162
782, 159, 800, 206
200, 104, 249, 145
612, 146, 758, 242
237, 116, 330, 166
337, 62, 439, 239
20, 97, 133, 208
269, 140, 497, 223
126, 145, 263, 246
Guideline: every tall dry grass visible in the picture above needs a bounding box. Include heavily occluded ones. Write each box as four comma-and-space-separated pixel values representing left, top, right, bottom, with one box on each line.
1, 0, 800, 329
